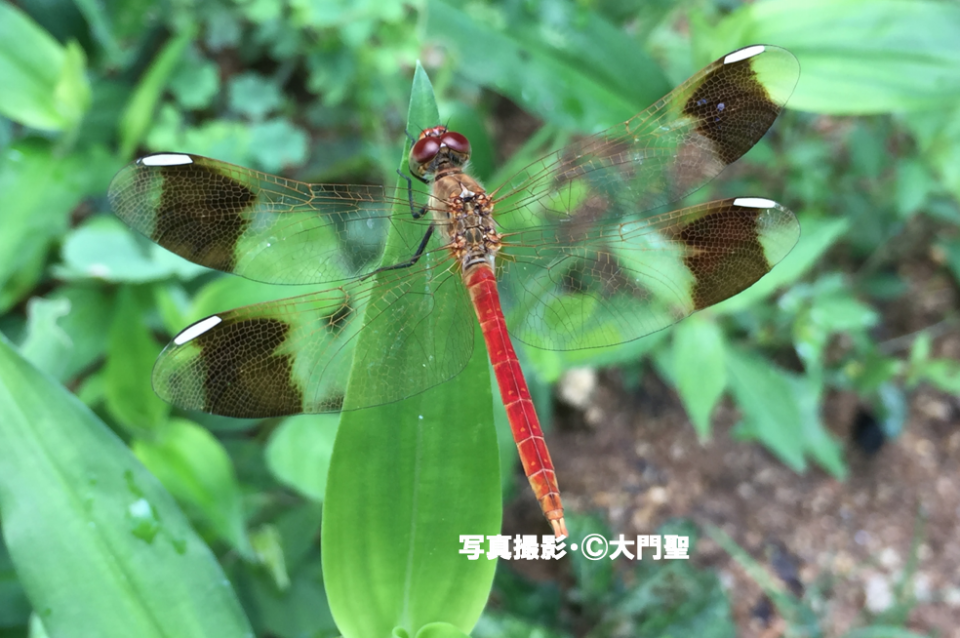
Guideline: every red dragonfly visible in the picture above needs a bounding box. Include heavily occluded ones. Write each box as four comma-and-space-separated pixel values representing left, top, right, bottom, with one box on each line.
109, 45, 800, 538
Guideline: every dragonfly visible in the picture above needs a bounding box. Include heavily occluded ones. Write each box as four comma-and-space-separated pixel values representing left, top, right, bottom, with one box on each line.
109, 44, 801, 539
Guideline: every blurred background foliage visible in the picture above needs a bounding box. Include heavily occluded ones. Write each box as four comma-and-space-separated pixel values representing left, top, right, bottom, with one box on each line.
0, 0, 959, 635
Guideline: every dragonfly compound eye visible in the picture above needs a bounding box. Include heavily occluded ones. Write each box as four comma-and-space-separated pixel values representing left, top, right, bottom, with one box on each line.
441, 131, 471, 156
411, 137, 441, 165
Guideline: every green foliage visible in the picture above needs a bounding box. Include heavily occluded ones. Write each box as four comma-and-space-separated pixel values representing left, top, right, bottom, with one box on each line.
0, 334, 252, 638
321, 64, 500, 637
0, 0, 958, 636
481, 516, 736, 637
0, 3, 91, 131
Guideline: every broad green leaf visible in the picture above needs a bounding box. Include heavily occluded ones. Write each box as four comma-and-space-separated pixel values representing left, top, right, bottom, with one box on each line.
0, 334, 253, 638
322, 63, 500, 638
727, 349, 807, 472
104, 286, 169, 431
229, 73, 283, 120
248, 118, 310, 173
425, 0, 669, 132
726, 349, 845, 478
120, 26, 197, 158
56, 215, 209, 283
673, 316, 726, 439
133, 418, 253, 557
708, 0, 960, 114
0, 3, 91, 130
169, 49, 220, 110
265, 414, 340, 502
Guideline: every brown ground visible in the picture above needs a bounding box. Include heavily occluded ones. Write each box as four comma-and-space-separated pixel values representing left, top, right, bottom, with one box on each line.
498, 262, 960, 636
538, 371, 959, 637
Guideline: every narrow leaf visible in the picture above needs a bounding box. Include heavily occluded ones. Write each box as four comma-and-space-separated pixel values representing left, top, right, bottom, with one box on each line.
120, 27, 197, 157
104, 286, 169, 431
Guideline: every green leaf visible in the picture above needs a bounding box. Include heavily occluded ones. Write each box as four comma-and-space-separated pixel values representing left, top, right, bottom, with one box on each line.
248, 118, 309, 173
425, 0, 669, 131
322, 63, 500, 638
673, 316, 727, 439
416, 622, 473, 638
0, 334, 253, 638
104, 286, 170, 431
56, 215, 209, 283
265, 414, 340, 502
249, 525, 289, 590
228, 73, 283, 120
45, 285, 114, 381
169, 49, 220, 110
894, 158, 933, 218
0, 540, 30, 628
905, 105, 960, 206
0, 3, 91, 130
915, 359, 960, 394
120, 26, 197, 158
726, 349, 846, 478
710, 0, 960, 114
18, 297, 72, 381
243, 550, 338, 638
133, 418, 252, 557
0, 141, 115, 310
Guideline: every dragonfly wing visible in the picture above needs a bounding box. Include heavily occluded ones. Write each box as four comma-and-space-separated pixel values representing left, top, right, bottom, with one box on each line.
109, 153, 421, 285
498, 198, 799, 350
493, 45, 799, 227
152, 264, 475, 417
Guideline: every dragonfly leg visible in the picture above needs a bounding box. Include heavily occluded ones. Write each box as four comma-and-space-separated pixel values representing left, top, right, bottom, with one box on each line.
396, 168, 429, 218
361, 224, 435, 280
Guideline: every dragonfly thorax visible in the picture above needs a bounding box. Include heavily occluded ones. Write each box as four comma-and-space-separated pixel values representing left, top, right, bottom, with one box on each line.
432, 173, 500, 273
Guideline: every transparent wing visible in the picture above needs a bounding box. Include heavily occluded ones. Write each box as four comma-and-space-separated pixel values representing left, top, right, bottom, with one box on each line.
497, 198, 799, 350
492, 45, 799, 229
152, 259, 475, 417
109, 153, 433, 285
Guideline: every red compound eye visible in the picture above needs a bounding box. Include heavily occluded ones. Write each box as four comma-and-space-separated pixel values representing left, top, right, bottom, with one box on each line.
411, 137, 441, 164
441, 131, 471, 155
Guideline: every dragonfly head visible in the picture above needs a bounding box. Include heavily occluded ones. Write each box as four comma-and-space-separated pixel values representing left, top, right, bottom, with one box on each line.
409, 126, 471, 179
